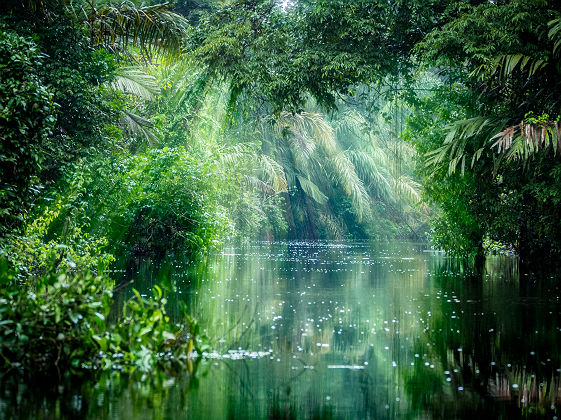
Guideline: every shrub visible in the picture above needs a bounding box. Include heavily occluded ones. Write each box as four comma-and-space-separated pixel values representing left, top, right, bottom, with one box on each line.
0, 259, 199, 374
0, 28, 56, 233
44, 147, 231, 265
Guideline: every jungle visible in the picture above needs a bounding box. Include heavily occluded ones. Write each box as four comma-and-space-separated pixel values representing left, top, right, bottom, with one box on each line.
1, 0, 561, 418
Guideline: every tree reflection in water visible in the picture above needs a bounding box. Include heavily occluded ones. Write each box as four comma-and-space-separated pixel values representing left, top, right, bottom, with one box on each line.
2, 242, 561, 419
404, 257, 561, 418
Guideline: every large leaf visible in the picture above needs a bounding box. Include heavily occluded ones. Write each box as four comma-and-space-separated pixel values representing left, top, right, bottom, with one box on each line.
479, 54, 547, 80
295, 175, 328, 204
120, 110, 159, 145
549, 18, 561, 57
111, 66, 161, 100
83, 1, 188, 59
425, 117, 503, 176
491, 120, 561, 160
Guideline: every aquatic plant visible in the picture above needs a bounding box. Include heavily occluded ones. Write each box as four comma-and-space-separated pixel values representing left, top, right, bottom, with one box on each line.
0, 258, 199, 375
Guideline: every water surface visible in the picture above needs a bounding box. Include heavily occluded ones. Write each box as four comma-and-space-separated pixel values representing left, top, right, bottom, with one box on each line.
2, 241, 561, 419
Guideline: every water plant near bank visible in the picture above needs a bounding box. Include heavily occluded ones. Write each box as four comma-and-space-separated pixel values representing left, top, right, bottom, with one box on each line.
0, 258, 200, 374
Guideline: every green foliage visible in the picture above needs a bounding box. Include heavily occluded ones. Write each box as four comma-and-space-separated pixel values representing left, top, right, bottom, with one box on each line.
2, 0, 189, 60
417, 0, 552, 67
412, 0, 561, 264
33, 147, 231, 265
0, 205, 114, 281
5, 0, 561, 385
112, 66, 161, 101
426, 172, 485, 259
33, 21, 120, 176
406, 76, 487, 258
0, 13, 129, 235
0, 1, 187, 236
212, 84, 428, 240
0, 259, 198, 373
82, 1, 189, 59
0, 260, 112, 372
0, 28, 56, 233
186, 0, 453, 111
142, 71, 289, 240
93, 285, 199, 373
0, 0, 221, 380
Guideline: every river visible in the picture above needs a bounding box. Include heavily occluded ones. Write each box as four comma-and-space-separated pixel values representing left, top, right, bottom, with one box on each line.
2, 241, 561, 419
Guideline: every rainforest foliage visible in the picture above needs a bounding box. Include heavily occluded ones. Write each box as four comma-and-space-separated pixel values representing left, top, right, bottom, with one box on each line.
0, 0, 560, 373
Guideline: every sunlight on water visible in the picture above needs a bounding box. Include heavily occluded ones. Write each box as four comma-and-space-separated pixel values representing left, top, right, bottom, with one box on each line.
2, 241, 561, 419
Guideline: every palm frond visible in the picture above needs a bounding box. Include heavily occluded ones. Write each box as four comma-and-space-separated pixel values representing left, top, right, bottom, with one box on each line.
120, 110, 159, 144
345, 149, 392, 200
285, 128, 316, 172
333, 109, 369, 140
549, 18, 561, 57
273, 111, 337, 153
425, 117, 502, 175
218, 143, 257, 167
491, 119, 561, 160
296, 175, 328, 204
242, 175, 275, 195
481, 54, 547, 80
85, 1, 188, 59
111, 66, 161, 100
159, 63, 210, 113
260, 155, 288, 193
330, 152, 369, 221
393, 175, 422, 204
214, 143, 287, 195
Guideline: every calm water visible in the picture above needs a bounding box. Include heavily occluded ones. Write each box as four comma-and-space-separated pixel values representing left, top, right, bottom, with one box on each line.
2, 241, 561, 419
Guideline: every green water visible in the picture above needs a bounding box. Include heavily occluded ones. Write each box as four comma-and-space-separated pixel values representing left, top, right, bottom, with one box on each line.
2, 241, 561, 419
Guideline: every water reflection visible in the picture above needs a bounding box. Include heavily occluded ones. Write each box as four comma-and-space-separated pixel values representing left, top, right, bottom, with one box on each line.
404, 257, 561, 418
1, 241, 561, 419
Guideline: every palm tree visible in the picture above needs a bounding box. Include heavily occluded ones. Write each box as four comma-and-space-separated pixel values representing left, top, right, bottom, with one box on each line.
4, 1, 190, 147
142, 64, 426, 240
8, 0, 188, 60
257, 97, 425, 239
430, 18, 561, 169
80, 1, 188, 60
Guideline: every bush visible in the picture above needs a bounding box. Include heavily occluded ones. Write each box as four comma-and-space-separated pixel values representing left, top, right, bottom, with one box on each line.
0, 195, 115, 281
0, 259, 199, 374
17, 147, 230, 270
0, 28, 56, 233
0, 259, 112, 371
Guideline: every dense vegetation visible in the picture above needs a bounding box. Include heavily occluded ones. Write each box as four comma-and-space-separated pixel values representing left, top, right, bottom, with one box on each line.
1, 0, 560, 376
